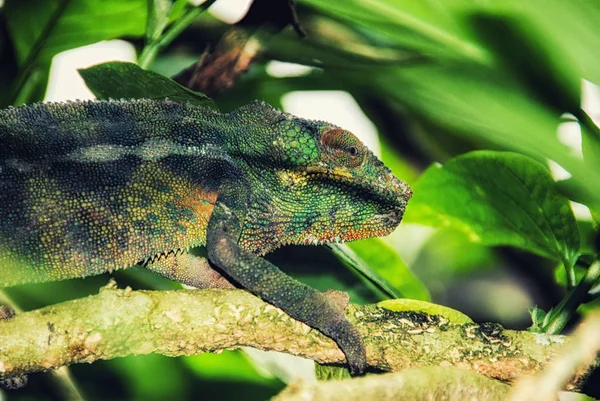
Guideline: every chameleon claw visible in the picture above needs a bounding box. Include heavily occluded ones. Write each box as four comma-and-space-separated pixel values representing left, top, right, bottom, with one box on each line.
323, 318, 368, 376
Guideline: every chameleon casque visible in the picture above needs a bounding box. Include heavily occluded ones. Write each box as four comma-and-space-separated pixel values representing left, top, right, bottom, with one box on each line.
0, 99, 412, 375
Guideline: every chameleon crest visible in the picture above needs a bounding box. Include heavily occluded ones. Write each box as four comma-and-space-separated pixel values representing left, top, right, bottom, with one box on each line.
0, 99, 411, 374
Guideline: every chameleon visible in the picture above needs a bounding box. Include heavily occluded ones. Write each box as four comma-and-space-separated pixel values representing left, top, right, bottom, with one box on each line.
0, 99, 412, 375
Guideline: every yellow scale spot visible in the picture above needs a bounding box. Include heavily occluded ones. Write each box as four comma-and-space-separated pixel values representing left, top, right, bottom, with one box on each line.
277, 170, 310, 192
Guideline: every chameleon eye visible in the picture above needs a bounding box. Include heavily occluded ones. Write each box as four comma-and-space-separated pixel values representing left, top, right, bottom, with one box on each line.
321, 128, 365, 168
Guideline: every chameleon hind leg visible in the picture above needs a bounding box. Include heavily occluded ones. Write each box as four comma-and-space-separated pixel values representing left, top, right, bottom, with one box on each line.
206, 202, 367, 375
145, 253, 235, 289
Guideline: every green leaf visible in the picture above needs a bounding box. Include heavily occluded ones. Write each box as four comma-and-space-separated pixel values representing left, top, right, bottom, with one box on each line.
112, 355, 186, 399
386, 66, 600, 206
184, 351, 278, 384
4, 0, 147, 104
527, 306, 549, 332
5, 0, 146, 65
514, 0, 600, 86
79, 61, 217, 110
377, 299, 473, 324
329, 240, 431, 301
302, 0, 600, 86
405, 151, 580, 268
301, 0, 487, 63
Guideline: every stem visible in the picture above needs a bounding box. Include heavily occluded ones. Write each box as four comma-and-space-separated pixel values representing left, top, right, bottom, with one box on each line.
138, 0, 217, 69
565, 261, 576, 289
543, 260, 600, 334
575, 108, 600, 142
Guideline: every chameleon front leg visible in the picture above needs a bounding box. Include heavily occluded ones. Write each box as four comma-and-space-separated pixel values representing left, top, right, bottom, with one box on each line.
206, 201, 367, 375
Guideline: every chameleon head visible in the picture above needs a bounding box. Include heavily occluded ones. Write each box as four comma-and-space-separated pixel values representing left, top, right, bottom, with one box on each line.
294, 125, 412, 244
239, 111, 412, 252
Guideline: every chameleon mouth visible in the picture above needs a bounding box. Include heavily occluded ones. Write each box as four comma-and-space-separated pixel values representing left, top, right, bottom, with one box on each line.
374, 209, 403, 226
305, 166, 412, 209
294, 206, 404, 247
264, 165, 412, 249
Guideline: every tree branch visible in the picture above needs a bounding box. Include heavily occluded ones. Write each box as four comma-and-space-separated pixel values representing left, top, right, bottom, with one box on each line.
0, 284, 595, 390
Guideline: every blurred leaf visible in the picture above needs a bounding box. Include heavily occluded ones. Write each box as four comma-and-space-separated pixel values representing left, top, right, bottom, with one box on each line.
299, 0, 600, 204
405, 151, 580, 268
388, 63, 600, 202
379, 136, 419, 186
267, 245, 381, 305
265, 16, 424, 70
556, 178, 597, 207
169, 0, 192, 22
5, 0, 146, 64
301, 0, 600, 87
112, 355, 187, 399
151, 54, 200, 77
378, 299, 473, 324
79, 61, 217, 109
184, 351, 278, 384
516, 0, 600, 86
329, 240, 430, 301
406, 227, 496, 284
4, 0, 146, 104
380, 65, 560, 160
300, 0, 487, 63
469, 12, 580, 114
315, 364, 351, 381
241, 348, 314, 385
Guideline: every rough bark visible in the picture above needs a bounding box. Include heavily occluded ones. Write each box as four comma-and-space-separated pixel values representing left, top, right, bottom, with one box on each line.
0, 285, 593, 390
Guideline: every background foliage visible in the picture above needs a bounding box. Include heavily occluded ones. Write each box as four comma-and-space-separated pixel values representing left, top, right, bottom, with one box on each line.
1, 0, 599, 399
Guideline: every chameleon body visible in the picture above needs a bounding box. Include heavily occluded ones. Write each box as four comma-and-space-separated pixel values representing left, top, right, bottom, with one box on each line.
0, 99, 412, 374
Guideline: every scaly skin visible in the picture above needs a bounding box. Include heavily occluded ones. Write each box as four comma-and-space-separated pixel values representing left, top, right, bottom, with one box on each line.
0, 99, 412, 374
